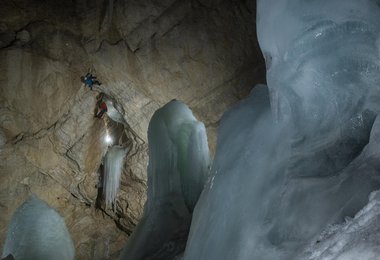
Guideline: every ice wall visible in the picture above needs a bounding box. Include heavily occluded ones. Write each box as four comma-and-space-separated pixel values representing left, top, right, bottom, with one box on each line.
103, 145, 128, 207
183, 0, 380, 259
296, 189, 380, 260
1, 195, 75, 260
257, 0, 380, 137
120, 100, 210, 259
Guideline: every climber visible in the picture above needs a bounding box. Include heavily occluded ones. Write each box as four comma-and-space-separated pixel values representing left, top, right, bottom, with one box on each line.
95, 101, 108, 118
81, 72, 101, 90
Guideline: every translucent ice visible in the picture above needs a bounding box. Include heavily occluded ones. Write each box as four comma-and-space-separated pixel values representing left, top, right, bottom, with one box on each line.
104, 99, 127, 125
296, 189, 380, 260
257, 0, 380, 135
103, 145, 128, 207
120, 100, 210, 259
183, 0, 380, 259
1, 195, 75, 260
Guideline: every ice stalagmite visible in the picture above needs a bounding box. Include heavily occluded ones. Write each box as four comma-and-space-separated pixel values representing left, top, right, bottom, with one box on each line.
120, 100, 210, 260
103, 145, 128, 207
1, 195, 75, 260
183, 0, 380, 259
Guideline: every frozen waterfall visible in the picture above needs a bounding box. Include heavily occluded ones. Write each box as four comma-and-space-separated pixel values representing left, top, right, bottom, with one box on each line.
183, 0, 380, 259
103, 145, 128, 207
1, 195, 75, 260
120, 100, 210, 260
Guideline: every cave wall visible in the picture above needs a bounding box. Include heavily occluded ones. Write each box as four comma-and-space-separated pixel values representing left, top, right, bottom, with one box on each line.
0, 0, 264, 258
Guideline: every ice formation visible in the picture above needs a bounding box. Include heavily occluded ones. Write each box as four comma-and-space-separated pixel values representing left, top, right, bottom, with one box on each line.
183, 0, 380, 259
104, 99, 126, 125
120, 100, 210, 259
1, 195, 75, 260
103, 145, 128, 207
296, 189, 380, 260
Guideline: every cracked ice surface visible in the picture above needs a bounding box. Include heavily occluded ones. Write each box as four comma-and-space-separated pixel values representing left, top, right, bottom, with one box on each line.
183, 0, 380, 259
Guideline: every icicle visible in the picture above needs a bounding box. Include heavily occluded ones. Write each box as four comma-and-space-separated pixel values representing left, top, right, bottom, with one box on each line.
103, 145, 128, 208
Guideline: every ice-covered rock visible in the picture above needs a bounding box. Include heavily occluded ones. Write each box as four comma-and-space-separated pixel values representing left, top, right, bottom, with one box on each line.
1, 195, 75, 260
120, 100, 210, 259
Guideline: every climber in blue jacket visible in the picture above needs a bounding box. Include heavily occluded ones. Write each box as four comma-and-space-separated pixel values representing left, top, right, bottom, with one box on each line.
81, 72, 101, 90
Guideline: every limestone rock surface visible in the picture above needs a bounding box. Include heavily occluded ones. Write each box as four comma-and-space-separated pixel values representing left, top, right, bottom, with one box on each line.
0, 0, 264, 258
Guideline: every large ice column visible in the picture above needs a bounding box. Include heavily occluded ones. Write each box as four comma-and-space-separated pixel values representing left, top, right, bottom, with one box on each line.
183, 1, 380, 259
120, 100, 210, 260
103, 145, 128, 207
1, 195, 75, 260
184, 86, 295, 260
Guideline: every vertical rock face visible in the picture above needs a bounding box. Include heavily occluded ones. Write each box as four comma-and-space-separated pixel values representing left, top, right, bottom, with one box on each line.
0, 0, 264, 258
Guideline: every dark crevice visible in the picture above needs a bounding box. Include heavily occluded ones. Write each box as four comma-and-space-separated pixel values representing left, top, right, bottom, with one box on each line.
1, 36, 17, 49
152, 0, 188, 24
64, 134, 85, 171
12, 118, 61, 145
161, 21, 182, 37
93, 38, 126, 53
192, 0, 218, 11
70, 192, 79, 199
13, 133, 25, 144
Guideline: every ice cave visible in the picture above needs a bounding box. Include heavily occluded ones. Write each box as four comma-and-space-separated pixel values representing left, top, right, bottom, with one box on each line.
1, 0, 380, 259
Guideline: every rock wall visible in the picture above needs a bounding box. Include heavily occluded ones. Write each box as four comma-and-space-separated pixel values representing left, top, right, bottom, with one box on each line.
0, 0, 264, 258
